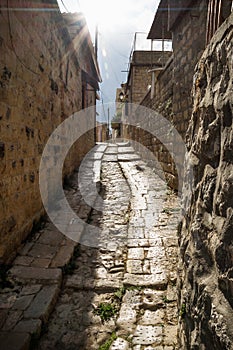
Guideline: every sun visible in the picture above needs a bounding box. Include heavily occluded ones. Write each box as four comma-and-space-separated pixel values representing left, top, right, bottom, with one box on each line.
57, 0, 132, 36
80, 0, 129, 31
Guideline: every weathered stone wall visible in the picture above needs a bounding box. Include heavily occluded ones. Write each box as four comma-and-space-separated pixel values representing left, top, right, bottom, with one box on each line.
132, 57, 178, 188
127, 51, 172, 106
0, 1, 95, 263
178, 12, 233, 349
172, 0, 207, 141
130, 65, 151, 104
130, 1, 208, 191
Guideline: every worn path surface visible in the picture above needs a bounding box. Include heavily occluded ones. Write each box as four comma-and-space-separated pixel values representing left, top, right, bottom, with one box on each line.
0, 143, 180, 350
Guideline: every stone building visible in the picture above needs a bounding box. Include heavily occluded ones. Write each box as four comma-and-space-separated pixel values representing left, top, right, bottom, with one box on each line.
0, 1, 101, 263
124, 50, 172, 114
125, 0, 233, 189
96, 121, 107, 142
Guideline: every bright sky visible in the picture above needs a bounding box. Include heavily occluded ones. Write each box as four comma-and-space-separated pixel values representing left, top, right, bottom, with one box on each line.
57, 0, 160, 122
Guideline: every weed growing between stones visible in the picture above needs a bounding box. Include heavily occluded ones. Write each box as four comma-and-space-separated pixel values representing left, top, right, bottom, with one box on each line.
162, 295, 170, 303
93, 302, 118, 323
94, 286, 143, 324
114, 286, 126, 300
180, 303, 186, 318
98, 332, 117, 350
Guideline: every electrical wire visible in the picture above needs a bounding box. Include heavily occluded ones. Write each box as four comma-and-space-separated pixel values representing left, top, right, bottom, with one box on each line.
60, 0, 69, 13
6, 0, 39, 76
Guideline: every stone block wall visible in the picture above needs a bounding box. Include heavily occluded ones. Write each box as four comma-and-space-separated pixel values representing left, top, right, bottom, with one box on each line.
131, 57, 178, 189
130, 65, 151, 105
127, 51, 172, 106
172, 0, 207, 141
127, 0, 208, 190
0, 1, 95, 263
178, 12, 233, 349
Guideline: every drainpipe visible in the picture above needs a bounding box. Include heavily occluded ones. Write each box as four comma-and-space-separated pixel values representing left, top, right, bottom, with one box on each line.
148, 67, 165, 100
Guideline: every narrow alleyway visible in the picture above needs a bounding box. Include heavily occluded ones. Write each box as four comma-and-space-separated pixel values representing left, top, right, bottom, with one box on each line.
0, 143, 180, 350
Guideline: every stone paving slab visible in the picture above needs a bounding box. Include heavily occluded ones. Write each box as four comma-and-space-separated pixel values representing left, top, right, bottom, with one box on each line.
0, 331, 30, 350
118, 146, 135, 154
102, 154, 118, 162
86, 152, 103, 162
24, 285, 59, 322
105, 147, 118, 155
116, 142, 130, 147
13, 319, 42, 336
118, 153, 141, 161
9, 266, 62, 284
95, 143, 108, 153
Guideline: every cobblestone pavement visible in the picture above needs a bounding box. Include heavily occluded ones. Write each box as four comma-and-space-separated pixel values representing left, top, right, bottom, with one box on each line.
0, 143, 180, 350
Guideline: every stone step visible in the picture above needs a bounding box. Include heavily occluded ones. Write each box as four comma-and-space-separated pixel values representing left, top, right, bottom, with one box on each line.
9, 266, 62, 285
102, 154, 118, 162
118, 146, 135, 154
118, 154, 141, 161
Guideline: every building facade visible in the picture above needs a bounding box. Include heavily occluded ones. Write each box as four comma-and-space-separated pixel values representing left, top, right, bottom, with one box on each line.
0, 1, 101, 263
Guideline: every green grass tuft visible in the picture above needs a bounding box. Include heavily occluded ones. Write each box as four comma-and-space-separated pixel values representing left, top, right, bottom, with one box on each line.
98, 332, 117, 350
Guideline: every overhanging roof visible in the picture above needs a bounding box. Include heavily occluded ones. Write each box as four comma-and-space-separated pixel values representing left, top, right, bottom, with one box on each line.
147, 0, 195, 40
147, 0, 171, 40
63, 13, 102, 85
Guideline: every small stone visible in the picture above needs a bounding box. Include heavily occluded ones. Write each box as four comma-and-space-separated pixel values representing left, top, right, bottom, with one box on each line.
128, 227, 145, 239
117, 304, 137, 327
147, 247, 166, 259
164, 326, 178, 345
128, 248, 144, 260
127, 239, 149, 247
110, 337, 129, 350
142, 289, 165, 310
166, 284, 177, 302
140, 309, 165, 325
127, 260, 143, 274
133, 325, 163, 345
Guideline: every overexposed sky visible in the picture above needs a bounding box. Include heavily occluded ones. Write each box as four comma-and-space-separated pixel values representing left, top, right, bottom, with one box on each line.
57, 0, 160, 122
